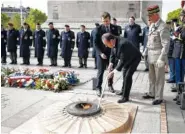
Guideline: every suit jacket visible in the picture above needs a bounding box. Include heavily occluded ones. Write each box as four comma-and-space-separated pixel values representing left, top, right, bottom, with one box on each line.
94, 24, 119, 59
147, 19, 170, 64
115, 37, 142, 71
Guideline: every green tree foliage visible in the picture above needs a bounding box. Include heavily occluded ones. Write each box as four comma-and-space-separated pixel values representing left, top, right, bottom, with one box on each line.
1, 13, 10, 27
11, 13, 21, 30
167, 8, 182, 22
25, 8, 47, 30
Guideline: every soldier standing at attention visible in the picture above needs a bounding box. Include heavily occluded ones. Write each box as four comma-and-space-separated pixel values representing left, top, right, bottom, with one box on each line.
94, 12, 119, 96
112, 18, 122, 36
124, 16, 142, 50
142, 5, 170, 105
7, 23, 19, 64
91, 23, 100, 69
46, 22, 60, 66
60, 25, 75, 68
33, 23, 46, 66
20, 23, 33, 65
76, 25, 91, 68
1, 25, 7, 64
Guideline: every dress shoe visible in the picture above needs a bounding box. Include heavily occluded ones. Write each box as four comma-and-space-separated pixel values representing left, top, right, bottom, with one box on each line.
144, 68, 149, 72
94, 67, 97, 69
62, 65, 67, 67
142, 93, 155, 99
173, 97, 177, 101
68, 64, 71, 68
96, 89, 101, 97
53, 64, 57, 66
117, 98, 129, 103
171, 86, 177, 92
26, 62, 30, 65
176, 101, 181, 105
116, 91, 123, 95
166, 80, 175, 83
10, 62, 14, 64
108, 86, 115, 93
50, 64, 54, 66
78, 65, 83, 68
21, 63, 26, 65
84, 65, 87, 68
152, 100, 163, 105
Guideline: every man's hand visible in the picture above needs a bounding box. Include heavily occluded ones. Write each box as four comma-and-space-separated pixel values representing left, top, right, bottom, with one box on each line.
108, 63, 113, 72
107, 71, 114, 79
156, 60, 165, 68
100, 53, 107, 59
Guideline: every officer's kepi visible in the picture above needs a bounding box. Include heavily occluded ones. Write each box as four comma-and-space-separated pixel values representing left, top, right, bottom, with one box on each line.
147, 5, 160, 15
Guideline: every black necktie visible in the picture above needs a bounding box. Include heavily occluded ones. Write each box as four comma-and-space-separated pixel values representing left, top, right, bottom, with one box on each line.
106, 26, 109, 32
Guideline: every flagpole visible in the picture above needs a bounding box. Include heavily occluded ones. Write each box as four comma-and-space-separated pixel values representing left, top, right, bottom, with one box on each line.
20, 0, 23, 26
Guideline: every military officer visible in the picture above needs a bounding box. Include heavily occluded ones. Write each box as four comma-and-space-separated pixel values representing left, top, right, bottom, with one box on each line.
94, 12, 119, 96
91, 23, 100, 69
124, 16, 142, 50
20, 23, 33, 65
33, 23, 46, 66
46, 22, 60, 66
60, 25, 75, 68
76, 25, 91, 68
142, 20, 152, 71
1, 25, 7, 64
143, 5, 170, 105
7, 23, 19, 64
112, 18, 122, 36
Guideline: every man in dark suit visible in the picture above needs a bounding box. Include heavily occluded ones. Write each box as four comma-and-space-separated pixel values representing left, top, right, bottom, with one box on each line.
94, 12, 119, 96
102, 33, 142, 103
112, 18, 122, 36
1, 25, 7, 64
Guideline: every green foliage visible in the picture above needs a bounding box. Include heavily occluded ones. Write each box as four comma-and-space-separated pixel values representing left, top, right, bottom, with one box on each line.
167, 8, 182, 22
25, 8, 47, 31
11, 13, 21, 30
1, 13, 10, 27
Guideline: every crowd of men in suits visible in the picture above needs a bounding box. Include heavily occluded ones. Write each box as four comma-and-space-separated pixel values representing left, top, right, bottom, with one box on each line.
1, 4, 185, 105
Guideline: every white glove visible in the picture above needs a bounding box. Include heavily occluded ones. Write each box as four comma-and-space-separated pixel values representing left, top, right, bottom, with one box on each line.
156, 60, 165, 68
108, 63, 113, 72
142, 52, 147, 57
100, 53, 107, 59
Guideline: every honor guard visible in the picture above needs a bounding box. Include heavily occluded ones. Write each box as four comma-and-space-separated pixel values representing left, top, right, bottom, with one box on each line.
1, 25, 7, 64
7, 23, 19, 64
60, 25, 75, 68
76, 25, 91, 68
46, 22, 60, 66
33, 23, 46, 66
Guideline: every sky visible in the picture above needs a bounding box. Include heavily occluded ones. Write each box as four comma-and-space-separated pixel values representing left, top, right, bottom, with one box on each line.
1, 0, 182, 21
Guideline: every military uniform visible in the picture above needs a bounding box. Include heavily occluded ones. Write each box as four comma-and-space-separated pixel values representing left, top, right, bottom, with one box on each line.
1, 28, 7, 63
20, 28, 33, 65
33, 29, 46, 65
91, 26, 98, 69
76, 31, 90, 68
46, 28, 60, 66
7, 26, 19, 64
60, 30, 75, 67
146, 19, 170, 100
124, 23, 142, 49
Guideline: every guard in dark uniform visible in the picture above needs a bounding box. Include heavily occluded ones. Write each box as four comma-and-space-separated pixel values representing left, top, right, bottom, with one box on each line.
112, 18, 122, 36
1, 25, 7, 64
124, 16, 142, 50
76, 25, 90, 68
20, 23, 33, 65
46, 22, 60, 66
94, 12, 119, 96
60, 25, 75, 68
33, 23, 46, 66
7, 23, 19, 64
91, 23, 100, 69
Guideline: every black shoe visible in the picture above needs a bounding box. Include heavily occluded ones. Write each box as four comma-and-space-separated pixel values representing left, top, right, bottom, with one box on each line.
176, 101, 181, 105
117, 98, 129, 103
144, 68, 149, 72
108, 86, 115, 93
62, 65, 67, 67
173, 97, 177, 101
68, 65, 71, 68
26, 62, 30, 65
21, 63, 26, 65
116, 91, 123, 95
10, 62, 14, 64
171, 87, 177, 92
53, 64, 57, 66
152, 100, 163, 105
94, 67, 97, 69
14, 62, 17, 65
143, 93, 155, 99
78, 65, 83, 68
50, 64, 54, 66
96, 88, 102, 97
166, 80, 175, 83
84, 65, 87, 68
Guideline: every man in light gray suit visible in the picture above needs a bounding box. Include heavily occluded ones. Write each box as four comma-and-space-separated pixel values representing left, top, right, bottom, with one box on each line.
143, 5, 170, 105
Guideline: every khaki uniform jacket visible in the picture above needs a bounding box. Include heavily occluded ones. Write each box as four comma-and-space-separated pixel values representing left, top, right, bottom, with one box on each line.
145, 19, 170, 64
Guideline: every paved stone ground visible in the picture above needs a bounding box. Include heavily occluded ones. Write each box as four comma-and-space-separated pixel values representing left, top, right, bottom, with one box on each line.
1, 57, 185, 134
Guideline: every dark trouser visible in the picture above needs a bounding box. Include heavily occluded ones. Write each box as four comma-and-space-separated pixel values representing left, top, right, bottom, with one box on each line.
144, 55, 149, 69
10, 52, 17, 63
50, 57, 57, 65
79, 57, 87, 67
175, 58, 185, 83
1, 53, 6, 63
37, 57, 43, 64
96, 55, 109, 89
121, 58, 141, 99
94, 57, 97, 68
23, 56, 30, 64
108, 60, 118, 87
168, 58, 175, 81
64, 56, 71, 66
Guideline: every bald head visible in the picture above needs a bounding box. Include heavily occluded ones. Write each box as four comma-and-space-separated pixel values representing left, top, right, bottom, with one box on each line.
102, 33, 117, 48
